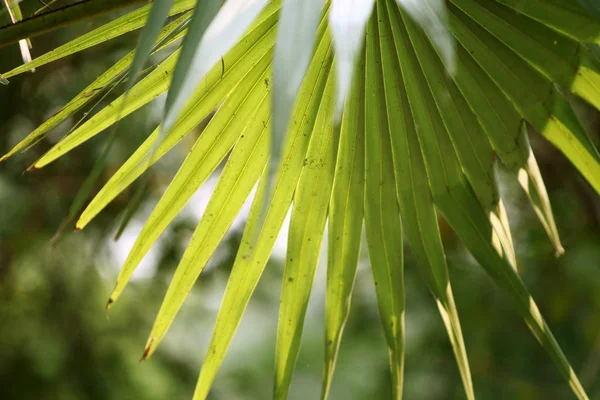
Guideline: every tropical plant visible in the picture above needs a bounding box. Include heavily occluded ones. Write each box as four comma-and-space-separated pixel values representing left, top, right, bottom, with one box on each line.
1, 0, 600, 398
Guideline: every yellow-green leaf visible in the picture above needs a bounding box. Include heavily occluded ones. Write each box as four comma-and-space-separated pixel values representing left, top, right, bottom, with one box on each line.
107, 59, 272, 309
75, 20, 278, 229
2, 0, 197, 78
0, 12, 190, 163
322, 49, 365, 399
142, 92, 272, 360
192, 29, 333, 400
274, 69, 336, 400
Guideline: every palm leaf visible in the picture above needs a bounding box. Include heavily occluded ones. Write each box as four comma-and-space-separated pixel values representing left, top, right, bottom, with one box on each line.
364, 8, 405, 397
378, 0, 473, 396
4, 0, 600, 398
322, 47, 365, 399
123, 0, 175, 99
1, 12, 191, 162
274, 63, 336, 399
328, 0, 374, 117
2, 0, 197, 79
192, 23, 333, 399
495, 0, 600, 45
76, 7, 278, 229
108, 52, 273, 308
0, 0, 149, 46
2, 0, 33, 67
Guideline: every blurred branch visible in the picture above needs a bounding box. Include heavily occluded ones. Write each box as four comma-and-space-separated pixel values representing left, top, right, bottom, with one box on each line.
0, 0, 148, 47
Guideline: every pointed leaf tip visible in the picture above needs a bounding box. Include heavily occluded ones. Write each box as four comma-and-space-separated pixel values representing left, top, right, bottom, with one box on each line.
105, 297, 114, 313
141, 337, 156, 361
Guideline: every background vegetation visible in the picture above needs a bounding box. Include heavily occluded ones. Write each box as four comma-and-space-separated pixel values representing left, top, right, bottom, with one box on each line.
1, 2, 600, 399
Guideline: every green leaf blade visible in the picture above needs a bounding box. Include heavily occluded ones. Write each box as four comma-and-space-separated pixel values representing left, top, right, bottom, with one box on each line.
379, 2, 474, 397
392, 3, 590, 397
400, 4, 517, 267
0, 12, 190, 163
493, 0, 600, 45
192, 32, 334, 399
76, 18, 279, 229
3, 0, 197, 78
107, 60, 272, 308
322, 49, 366, 399
142, 100, 272, 360
274, 71, 336, 400
161, 0, 272, 140
271, 0, 325, 182
448, 4, 600, 196
447, 40, 564, 254
32, 50, 180, 169
364, 7, 405, 397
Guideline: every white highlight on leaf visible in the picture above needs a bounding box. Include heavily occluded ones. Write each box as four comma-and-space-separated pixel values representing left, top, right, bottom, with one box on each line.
329, 0, 375, 120
271, 0, 324, 164
3, 0, 34, 71
18, 40, 32, 64
163, 0, 270, 136
396, 0, 455, 73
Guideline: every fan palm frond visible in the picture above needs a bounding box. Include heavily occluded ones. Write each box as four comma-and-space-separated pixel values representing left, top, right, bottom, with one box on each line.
2, 0, 600, 398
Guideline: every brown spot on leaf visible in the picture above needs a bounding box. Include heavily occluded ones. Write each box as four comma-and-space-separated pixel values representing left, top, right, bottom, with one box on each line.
141, 337, 156, 361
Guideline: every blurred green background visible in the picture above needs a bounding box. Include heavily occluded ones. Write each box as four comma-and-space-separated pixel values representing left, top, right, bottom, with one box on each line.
1, 3, 600, 399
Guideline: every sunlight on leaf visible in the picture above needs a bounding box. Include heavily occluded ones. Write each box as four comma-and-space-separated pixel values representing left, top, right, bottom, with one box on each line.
2, 0, 33, 69
322, 49, 365, 400
271, 0, 324, 172
108, 57, 272, 310
396, 0, 455, 73
161, 0, 271, 138
0, 12, 190, 163
77, 18, 279, 231
274, 66, 336, 400
328, 0, 375, 119
3, 0, 600, 398
2, 0, 197, 78
193, 26, 333, 399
